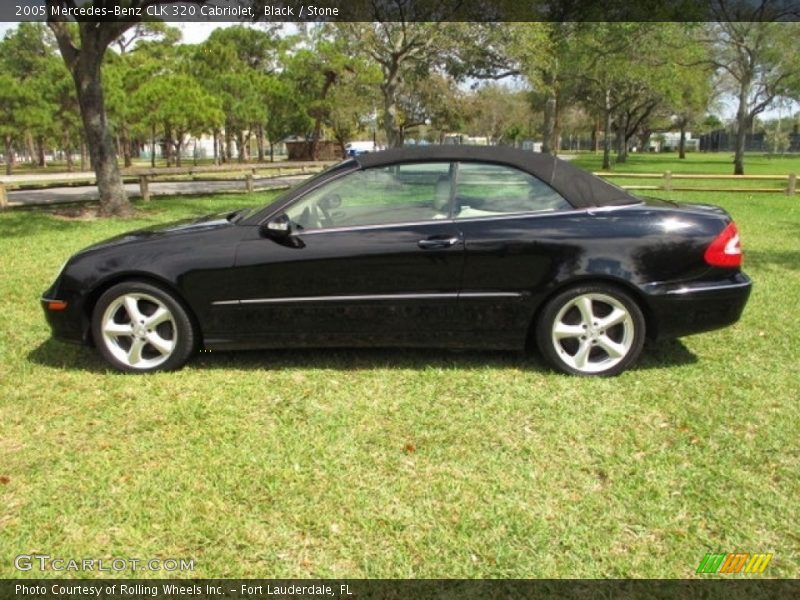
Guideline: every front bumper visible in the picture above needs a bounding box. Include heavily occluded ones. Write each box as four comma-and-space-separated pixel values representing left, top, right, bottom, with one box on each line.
41, 292, 90, 345
643, 273, 752, 339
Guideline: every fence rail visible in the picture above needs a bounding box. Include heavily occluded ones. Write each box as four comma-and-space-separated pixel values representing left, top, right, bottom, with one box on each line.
1, 164, 795, 211
594, 170, 797, 195
0, 161, 335, 209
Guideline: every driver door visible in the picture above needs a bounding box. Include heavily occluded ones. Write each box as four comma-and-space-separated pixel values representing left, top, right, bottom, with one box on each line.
230, 162, 465, 346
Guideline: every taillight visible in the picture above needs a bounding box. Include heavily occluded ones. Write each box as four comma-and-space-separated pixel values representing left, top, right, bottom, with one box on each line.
704, 222, 742, 267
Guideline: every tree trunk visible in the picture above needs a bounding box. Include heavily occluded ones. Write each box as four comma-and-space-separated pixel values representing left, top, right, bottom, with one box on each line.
269, 142, 274, 162
25, 132, 36, 165
640, 129, 652, 154
679, 122, 687, 159
4, 136, 13, 175
213, 130, 219, 165
150, 124, 156, 169
552, 91, 562, 155
615, 122, 625, 163
382, 81, 403, 149
36, 135, 47, 167
121, 123, 132, 168
63, 131, 73, 172
733, 81, 749, 175
602, 91, 612, 170
71, 49, 130, 215
175, 133, 183, 167
236, 131, 246, 163
225, 130, 233, 164
80, 138, 88, 171
257, 125, 265, 162
541, 72, 556, 155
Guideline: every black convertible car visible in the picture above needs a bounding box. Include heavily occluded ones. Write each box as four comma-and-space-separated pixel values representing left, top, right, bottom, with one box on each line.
42, 146, 751, 376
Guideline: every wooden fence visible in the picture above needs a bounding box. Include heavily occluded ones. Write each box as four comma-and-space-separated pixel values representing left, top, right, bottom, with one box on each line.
0, 161, 335, 209
1, 163, 796, 210
594, 170, 797, 195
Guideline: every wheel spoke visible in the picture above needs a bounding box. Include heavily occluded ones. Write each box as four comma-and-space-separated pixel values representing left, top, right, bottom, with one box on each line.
596, 334, 627, 359
127, 337, 146, 365
145, 307, 171, 328
597, 308, 628, 330
553, 322, 584, 339
146, 331, 174, 356
104, 321, 132, 336
573, 339, 592, 369
575, 296, 594, 324
124, 295, 145, 323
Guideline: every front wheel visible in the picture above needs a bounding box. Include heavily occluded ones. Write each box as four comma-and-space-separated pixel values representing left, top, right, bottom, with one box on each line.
536, 284, 645, 376
92, 281, 197, 373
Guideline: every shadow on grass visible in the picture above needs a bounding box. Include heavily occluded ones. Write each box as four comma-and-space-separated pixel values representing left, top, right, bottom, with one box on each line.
28, 337, 697, 374
746, 247, 800, 272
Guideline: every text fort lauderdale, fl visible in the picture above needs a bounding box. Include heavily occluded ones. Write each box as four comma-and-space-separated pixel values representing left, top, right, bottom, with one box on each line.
17, 583, 354, 597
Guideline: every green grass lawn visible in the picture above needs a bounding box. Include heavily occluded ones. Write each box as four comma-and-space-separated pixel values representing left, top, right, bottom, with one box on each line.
568, 150, 800, 176
1, 183, 799, 578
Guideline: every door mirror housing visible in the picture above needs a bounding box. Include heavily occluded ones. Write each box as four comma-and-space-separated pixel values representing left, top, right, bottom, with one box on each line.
262, 213, 292, 238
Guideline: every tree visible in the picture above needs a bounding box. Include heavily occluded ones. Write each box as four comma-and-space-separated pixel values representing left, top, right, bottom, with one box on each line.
132, 75, 224, 167
45, 0, 209, 216
0, 24, 57, 174
703, 7, 800, 174
262, 77, 311, 162
571, 24, 657, 169
508, 22, 582, 155
193, 26, 281, 163
337, 18, 458, 147
463, 85, 534, 146
104, 23, 182, 167
0, 75, 36, 175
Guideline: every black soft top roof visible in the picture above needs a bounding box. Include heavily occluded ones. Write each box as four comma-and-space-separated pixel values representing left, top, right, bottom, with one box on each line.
355, 145, 639, 209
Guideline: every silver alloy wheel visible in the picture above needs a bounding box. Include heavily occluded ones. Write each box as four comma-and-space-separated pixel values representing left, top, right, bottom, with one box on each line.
550, 292, 635, 374
100, 292, 177, 370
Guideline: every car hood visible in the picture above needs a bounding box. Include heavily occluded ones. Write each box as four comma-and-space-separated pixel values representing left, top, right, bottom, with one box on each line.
76, 211, 238, 256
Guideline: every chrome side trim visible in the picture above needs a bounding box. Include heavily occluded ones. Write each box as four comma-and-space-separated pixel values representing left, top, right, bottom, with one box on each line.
212, 291, 522, 306
240, 293, 457, 304
460, 292, 523, 299
664, 280, 752, 295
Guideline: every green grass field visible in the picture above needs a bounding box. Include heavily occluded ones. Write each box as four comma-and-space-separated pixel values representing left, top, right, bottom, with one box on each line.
1, 174, 799, 578
568, 150, 800, 176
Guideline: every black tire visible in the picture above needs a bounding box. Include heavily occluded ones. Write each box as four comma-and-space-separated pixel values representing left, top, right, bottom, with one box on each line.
91, 280, 197, 373
535, 283, 645, 376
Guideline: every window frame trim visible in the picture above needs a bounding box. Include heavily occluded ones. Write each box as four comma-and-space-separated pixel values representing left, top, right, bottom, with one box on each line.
452, 160, 572, 220
278, 160, 460, 233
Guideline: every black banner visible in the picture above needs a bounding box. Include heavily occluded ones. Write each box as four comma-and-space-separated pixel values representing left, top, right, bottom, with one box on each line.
3, 0, 800, 23
3, 579, 800, 600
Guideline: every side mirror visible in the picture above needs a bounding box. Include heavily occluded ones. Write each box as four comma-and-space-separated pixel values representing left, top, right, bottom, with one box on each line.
261, 213, 292, 238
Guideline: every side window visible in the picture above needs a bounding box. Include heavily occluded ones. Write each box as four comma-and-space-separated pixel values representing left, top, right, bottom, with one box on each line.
454, 162, 572, 219
285, 162, 454, 230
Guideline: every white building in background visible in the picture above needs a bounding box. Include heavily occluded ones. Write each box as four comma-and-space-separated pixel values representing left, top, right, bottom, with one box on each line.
648, 132, 700, 152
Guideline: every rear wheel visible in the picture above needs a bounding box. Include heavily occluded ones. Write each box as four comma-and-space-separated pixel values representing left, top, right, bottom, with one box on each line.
536, 284, 645, 376
92, 281, 196, 373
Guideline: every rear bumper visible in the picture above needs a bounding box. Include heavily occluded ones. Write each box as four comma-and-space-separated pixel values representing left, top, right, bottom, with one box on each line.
643, 273, 752, 339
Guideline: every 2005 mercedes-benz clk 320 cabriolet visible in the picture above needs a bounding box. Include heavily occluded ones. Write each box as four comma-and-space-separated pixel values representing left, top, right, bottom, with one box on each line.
42, 146, 751, 376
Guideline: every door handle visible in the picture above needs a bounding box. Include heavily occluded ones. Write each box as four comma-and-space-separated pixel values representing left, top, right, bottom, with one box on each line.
418, 236, 460, 249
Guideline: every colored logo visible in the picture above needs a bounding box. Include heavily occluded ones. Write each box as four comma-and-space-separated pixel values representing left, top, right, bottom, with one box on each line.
696, 552, 772, 574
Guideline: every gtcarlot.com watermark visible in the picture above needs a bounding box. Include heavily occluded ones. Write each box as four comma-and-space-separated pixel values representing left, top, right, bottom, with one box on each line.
14, 553, 195, 573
